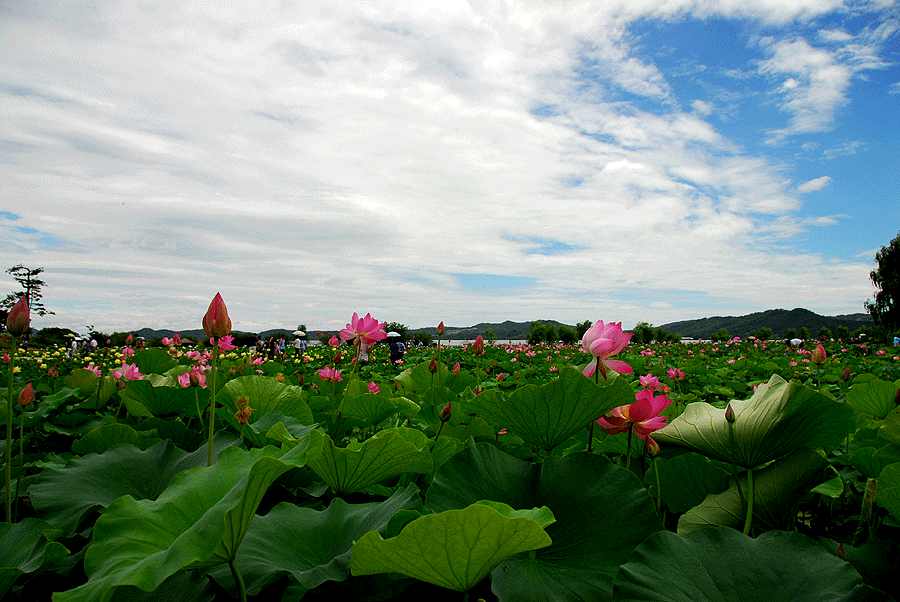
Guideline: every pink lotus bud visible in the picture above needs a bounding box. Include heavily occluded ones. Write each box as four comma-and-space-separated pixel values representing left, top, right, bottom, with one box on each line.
126, 334, 134, 345
437, 321, 445, 335
836, 543, 846, 560
473, 335, 484, 354
439, 402, 452, 423
644, 436, 660, 458
453, 362, 460, 375
811, 343, 827, 366
18, 383, 34, 407
725, 403, 736, 423
368, 381, 380, 394
328, 335, 340, 348
202, 293, 232, 338
841, 367, 851, 382
334, 351, 342, 363
6, 296, 30, 337
173, 332, 181, 346
428, 358, 438, 374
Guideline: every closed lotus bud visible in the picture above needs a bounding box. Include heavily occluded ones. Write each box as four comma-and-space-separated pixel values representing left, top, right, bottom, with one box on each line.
298, 375, 305, 386
644, 436, 660, 458
334, 351, 342, 363
202, 293, 232, 338
173, 332, 181, 346
811, 343, 827, 366
453, 362, 460, 375
429, 358, 438, 374
836, 543, 846, 561
725, 403, 736, 423
841, 367, 851, 382
328, 335, 340, 348
473, 335, 484, 354
895, 388, 900, 406
6, 296, 30, 337
437, 321, 445, 335
126, 334, 134, 346
439, 402, 452, 423
18, 383, 34, 407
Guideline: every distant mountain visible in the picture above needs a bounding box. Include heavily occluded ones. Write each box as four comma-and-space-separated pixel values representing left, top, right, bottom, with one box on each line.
658, 308, 873, 340
407, 320, 572, 341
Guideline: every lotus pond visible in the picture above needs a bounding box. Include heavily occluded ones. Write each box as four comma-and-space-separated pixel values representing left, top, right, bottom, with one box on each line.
2, 312, 900, 601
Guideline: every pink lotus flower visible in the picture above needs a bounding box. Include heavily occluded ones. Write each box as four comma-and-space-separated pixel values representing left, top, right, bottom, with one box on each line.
86, 364, 102, 377
6, 296, 30, 337
216, 335, 237, 351
328, 335, 340, 348
112, 363, 143, 381
202, 293, 232, 338
639, 373, 661, 391
666, 367, 685, 381
339, 312, 387, 346
177, 372, 191, 388
368, 381, 380, 394
125, 334, 133, 346
597, 389, 670, 439
581, 321, 633, 379
318, 366, 343, 383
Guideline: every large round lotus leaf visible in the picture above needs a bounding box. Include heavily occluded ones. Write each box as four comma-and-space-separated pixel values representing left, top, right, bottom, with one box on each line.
131, 348, 178, 375
52, 443, 310, 602
426, 443, 662, 601
846, 379, 900, 419
217, 375, 314, 447
465, 367, 634, 452
207, 484, 422, 596
614, 528, 887, 602
0, 518, 69, 598
119, 380, 200, 418
877, 461, 900, 519
677, 447, 828, 535
350, 502, 553, 592
654, 374, 854, 468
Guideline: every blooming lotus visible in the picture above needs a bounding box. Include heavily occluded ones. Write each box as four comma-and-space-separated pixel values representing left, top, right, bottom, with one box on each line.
666, 367, 685, 381
368, 381, 380, 394
597, 389, 670, 439
639, 373, 661, 391
112, 363, 143, 381
339, 312, 387, 346
581, 321, 633, 379
318, 366, 343, 383
215, 335, 237, 351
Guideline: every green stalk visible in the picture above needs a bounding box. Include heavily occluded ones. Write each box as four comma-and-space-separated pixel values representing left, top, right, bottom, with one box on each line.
625, 425, 634, 473
5, 340, 17, 522
742, 467, 755, 536
333, 342, 361, 438
228, 557, 248, 602
653, 457, 663, 517
15, 408, 25, 521
207, 343, 220, 467
728, 420, 746, 509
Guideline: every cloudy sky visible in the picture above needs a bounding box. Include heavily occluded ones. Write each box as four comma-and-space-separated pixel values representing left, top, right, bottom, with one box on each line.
2, 0, 899, 335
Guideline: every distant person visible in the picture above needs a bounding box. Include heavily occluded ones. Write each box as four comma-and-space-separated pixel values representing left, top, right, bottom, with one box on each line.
894, 336, 899, 347
389, 339, 406, 364
358, 340, 372, 365
294, 337, 304, 357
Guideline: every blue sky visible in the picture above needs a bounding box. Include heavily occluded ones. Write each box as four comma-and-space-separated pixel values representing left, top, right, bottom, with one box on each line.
1, 0, 898, 334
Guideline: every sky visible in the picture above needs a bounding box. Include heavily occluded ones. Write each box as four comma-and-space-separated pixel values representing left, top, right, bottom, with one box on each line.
2, 0, 899, 336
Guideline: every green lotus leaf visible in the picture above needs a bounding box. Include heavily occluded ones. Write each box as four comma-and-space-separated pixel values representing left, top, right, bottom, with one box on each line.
474, 500, 556, 528
654, 374, 854, 468
879, 411, 900, 446
207, 484, 421, 596
614, 528, 886, 602
426, 443, 662, 601
649, 452, 731, 514
877, 462, 900, 519
846, 379, 900, 419
350, 503, 553, 592
70, 423, 141, 455
217, 375, 314, 447
678, 447, 828, 535
106, 570, 213, 602
466, 367, 634, 451
132, 348, 178, 375
52, 443, 309, 602
341, 392, 398, 425
63, 369, 103, 397
850, 445, 900, 480
119, 380, 200, 418
30, 436, 238, 533
20, 387, 79, 428
306, 428, 433, 495
0, 518, 69, 598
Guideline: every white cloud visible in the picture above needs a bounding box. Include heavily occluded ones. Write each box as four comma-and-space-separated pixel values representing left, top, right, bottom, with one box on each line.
797, 176, 832, 192
0, 0, 885, 333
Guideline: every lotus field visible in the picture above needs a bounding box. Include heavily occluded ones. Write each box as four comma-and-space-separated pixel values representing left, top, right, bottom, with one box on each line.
2, 295, 900, 601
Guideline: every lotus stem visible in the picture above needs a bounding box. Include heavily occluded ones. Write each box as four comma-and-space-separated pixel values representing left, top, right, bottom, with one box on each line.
625, 424, 633, 473
228, 557, 248, 602
742, 467, 754, 536
207, 344, 219, 467
5, 340, 17, 522
587, 420, 594, 453
15, 409, 24, 521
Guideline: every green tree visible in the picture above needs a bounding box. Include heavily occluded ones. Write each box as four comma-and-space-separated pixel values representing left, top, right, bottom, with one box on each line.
712, 327, 730, 341
631, 322, 655, 345
798, 327, 810, 340
383, 322, 408, 340
1, 264, 55, 317
835, 325, 850, 341
484, 328, 497, 345
411, 332, 433, 346
528, 322, 548, 345
817, 327, 832, 340
558, 325, 577, 345
784, 327, 798, 340
865, 230, 900, 332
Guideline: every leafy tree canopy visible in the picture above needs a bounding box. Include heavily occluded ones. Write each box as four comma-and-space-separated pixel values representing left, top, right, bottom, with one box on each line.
866, 230, 900, 332
1, 264, 55, 317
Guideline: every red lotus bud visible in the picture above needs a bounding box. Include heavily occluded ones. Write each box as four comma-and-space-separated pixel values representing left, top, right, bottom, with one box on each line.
6, 296, 30, 337
126, 333, 134, 345
173, 332, 181, 346
725, 403, 736, 423
202, 293, 232, 338
428, 358, 438, 374
453, 362, 460, 375
334, 351, 342, 363
439, 402, 452, 423
644, 436, 660, 458
836, 543, 846, 560
437, 321, 445, 335
841, 367, 851, 382
18, 383, 34, 407
811, 343, 826, 366
473, 335, 484, 354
